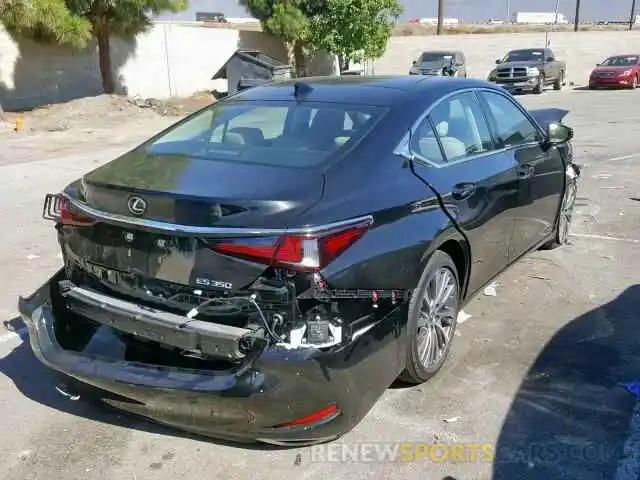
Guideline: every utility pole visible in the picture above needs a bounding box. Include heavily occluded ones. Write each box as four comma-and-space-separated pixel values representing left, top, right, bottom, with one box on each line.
630, 0, 637, 31
506, 0, 511, 22
545, 0, 561, 47
437, 0, 444, 35
574, 0, 581, 31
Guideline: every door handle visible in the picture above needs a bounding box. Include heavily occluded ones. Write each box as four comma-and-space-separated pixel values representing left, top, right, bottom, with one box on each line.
452, 182, 476, 200
517, 164, 535, 179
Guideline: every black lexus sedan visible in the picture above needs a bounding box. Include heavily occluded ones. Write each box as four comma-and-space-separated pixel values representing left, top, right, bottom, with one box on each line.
18, 75, 580, 446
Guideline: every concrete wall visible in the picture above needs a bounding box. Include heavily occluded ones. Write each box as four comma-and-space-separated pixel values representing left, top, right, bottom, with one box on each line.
374, 30, 640, 85
0, 23, 290, 111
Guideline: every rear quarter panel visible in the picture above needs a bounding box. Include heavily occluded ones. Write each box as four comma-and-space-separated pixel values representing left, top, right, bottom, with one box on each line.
302, 162, 468, 291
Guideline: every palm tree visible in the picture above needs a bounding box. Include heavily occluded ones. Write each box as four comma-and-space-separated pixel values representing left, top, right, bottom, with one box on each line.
437, 0, 444, 34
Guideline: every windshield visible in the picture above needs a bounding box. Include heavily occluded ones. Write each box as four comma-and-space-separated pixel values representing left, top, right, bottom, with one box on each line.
503, 50, 544, 62
145, 101, 386, 168
420, 52, 454, 62
600, 55, 639, 66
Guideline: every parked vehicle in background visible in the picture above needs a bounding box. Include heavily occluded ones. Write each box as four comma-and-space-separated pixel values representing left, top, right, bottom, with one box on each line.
589, 54, 640, 89
19, 76, 579, 445
488, 48, 566, 94
409, 51, 467, 77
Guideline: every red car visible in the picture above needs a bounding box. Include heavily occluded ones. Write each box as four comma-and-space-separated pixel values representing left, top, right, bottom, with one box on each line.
589, 54, 640, 89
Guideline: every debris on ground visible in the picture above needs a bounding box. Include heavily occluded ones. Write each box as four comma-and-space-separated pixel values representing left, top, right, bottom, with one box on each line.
442, 416, 460, 423
294, 453, 302, 466
127, 90, 216, 117
1, 91, 216, 135
483, 282, 499, 297
457, 310, 472, 324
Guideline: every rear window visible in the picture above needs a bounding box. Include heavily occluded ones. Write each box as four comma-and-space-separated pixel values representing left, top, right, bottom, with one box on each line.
145, 101, 386, 168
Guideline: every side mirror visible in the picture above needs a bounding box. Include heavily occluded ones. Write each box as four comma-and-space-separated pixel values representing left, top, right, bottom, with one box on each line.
547, 122, 573, 145
546, 57, 554, 62
412, 60, 416, 65
595, 63, 601, 66
495, 59, 501, 64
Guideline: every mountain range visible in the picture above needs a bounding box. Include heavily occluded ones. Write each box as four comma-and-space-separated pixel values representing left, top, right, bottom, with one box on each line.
156, 0, 637, 23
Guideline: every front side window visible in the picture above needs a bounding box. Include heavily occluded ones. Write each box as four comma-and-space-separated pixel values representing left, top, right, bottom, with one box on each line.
412, 92, 494, 163
146, 101, 385, 168
479, 91, 542, 147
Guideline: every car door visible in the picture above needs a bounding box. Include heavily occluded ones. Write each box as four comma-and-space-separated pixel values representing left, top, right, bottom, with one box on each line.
477, 89, 565, 259
544, 49, 557, 81
405, 90, 521, 296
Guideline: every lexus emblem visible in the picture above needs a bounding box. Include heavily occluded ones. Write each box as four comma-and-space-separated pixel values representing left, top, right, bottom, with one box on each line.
127, 196, 147, 216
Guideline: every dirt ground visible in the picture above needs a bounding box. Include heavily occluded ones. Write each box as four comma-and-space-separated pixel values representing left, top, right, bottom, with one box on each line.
0, 91, 216, 135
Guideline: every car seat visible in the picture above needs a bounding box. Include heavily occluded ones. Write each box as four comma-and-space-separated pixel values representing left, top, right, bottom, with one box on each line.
418, 121, 466, 161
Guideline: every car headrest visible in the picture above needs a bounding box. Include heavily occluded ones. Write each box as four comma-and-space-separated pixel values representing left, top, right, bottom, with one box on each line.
435, 121, 449, 137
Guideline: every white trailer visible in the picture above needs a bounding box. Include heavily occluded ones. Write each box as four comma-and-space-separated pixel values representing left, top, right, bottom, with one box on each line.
513, 12, 568, 24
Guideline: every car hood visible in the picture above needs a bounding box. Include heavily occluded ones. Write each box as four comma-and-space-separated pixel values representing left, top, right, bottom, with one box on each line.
75, 148, 325, 229
528, 108, 570, 130
497, 60, 543, 68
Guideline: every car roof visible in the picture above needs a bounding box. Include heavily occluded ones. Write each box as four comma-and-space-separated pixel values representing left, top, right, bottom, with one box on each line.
228, 75, 491, 107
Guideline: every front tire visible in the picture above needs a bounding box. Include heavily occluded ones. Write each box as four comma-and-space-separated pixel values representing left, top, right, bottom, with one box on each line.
399, 250, 461, 385
541, 172, 578, 250
632, 75, 638, 89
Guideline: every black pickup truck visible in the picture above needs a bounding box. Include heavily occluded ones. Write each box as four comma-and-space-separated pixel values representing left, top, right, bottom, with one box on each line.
488, 48, 566, 94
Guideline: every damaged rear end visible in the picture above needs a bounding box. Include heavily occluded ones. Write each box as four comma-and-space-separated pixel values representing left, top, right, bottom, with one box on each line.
44, 190, 387, 356
19, 95, 407, 444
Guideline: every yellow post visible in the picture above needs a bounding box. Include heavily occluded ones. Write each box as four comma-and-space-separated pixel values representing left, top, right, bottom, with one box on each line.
15, 117, 23, 132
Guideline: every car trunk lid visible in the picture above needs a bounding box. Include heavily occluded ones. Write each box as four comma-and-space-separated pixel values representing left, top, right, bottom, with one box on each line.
81, 149, 324, 228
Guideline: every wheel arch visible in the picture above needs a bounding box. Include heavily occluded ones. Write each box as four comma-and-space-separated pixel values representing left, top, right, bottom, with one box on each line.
419, 227, 471, 300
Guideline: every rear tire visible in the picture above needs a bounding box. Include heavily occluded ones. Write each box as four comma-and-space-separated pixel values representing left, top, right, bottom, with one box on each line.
399, 250, 461, 385
534, 75, 545, 94
554, 71, 564, 90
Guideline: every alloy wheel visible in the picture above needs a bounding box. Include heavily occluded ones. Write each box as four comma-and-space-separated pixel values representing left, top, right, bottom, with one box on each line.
416, 267, 458, 369
558, 181, 577, 244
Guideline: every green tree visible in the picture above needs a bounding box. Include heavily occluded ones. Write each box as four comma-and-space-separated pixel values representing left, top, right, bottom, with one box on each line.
0, 0, 187, 94
240, 0, 326, 75
305, 0, 402, 71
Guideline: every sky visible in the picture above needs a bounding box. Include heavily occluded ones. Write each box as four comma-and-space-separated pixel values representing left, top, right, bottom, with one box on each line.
156, 0, 637, 23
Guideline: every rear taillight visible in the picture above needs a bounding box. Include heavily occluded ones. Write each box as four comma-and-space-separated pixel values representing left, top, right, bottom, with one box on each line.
43, 194, 96, 227
209, 220, 372, 272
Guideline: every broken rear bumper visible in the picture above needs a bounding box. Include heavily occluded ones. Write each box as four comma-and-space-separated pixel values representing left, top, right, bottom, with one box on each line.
18, 269, 406, 445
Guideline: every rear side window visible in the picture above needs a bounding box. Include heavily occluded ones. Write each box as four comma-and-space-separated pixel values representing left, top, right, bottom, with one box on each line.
412, 92, 493, 164
146, 101, 386, 168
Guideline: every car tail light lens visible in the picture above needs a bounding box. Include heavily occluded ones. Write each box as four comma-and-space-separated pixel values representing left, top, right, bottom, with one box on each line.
43, 194, 96, 227
209, 219, 372, 272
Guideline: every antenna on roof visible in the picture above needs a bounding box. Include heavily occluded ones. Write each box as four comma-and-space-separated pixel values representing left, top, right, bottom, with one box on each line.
294, 81, 313, 98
